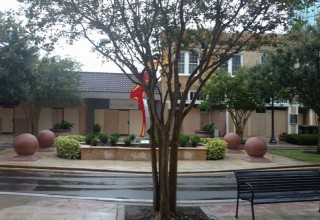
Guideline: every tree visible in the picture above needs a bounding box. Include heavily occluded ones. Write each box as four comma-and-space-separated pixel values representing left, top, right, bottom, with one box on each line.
251, 24, 320, 153
0, 12, 82, 135
295, 29, 320, 153
21, 56, 82, 135
201, 69, 263, 140
0, 12, 39, 102
19, 0, 310, 218
248, 51, 298, 143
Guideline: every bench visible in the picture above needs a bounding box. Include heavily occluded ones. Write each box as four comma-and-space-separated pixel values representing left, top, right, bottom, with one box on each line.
234, 169, 320, 220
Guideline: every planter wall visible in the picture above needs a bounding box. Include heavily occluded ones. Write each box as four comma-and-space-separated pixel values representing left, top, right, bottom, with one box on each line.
81, 145, 207, 161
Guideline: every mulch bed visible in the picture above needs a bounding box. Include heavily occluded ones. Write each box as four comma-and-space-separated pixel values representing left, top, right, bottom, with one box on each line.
124, 205, 213, 220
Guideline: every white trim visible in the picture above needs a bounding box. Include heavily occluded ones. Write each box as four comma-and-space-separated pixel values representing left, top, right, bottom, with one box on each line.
288, 105, 291, 134
226, 111, 229, 133
295, 104, 299, 133
309, 110, 313, 125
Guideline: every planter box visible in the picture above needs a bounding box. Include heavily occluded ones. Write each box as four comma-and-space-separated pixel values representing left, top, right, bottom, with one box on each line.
80, 145, 207, 161
50, 129, 71, 137
195, 130, 214, 138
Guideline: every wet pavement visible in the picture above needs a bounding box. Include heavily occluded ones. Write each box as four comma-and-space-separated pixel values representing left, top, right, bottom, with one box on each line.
0, 134, 319, 219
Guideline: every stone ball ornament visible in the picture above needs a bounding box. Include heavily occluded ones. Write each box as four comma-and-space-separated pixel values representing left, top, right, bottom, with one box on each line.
224, 133, 241, 150
244, 137, 267, 157
37, 130, 55, 148
13, 133, 39, 156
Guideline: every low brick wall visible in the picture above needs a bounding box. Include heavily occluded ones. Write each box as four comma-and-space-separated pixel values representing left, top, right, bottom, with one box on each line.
81, 145, 207, 161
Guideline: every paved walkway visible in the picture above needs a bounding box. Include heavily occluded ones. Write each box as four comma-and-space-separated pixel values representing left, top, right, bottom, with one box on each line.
0, 134, 319, 219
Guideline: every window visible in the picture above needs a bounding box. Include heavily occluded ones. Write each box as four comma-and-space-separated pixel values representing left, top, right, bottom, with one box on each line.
221, 54, 243, 76
178, 51, 199, 75
189, 91, 206, 101
178, 91, 205, 104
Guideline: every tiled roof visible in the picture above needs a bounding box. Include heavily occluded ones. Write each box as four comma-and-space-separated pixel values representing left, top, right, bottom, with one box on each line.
79, 72, 137, 93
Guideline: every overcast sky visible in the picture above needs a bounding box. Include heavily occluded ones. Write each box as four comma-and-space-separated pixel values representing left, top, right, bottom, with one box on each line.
0, 0, 122, 73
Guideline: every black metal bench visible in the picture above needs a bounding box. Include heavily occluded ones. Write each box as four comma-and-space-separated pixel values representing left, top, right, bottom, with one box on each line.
234, 169, 320, 220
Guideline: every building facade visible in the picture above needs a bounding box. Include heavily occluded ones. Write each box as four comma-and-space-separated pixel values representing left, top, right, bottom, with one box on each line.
0, 72, 160, 136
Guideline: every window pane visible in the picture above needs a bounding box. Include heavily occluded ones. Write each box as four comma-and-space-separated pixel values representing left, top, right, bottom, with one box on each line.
232, 54, 241, 75
189, 53, 198, 74
221, 61, 228, 72
178, 52, 185, 74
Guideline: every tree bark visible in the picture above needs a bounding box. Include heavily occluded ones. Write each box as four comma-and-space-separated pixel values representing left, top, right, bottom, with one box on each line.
317, 117, 320, 154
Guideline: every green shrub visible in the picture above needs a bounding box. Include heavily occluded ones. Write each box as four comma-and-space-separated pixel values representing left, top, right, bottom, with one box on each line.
285, 134, 318, 145
206, 138, 227, 160
85, 134, 96, 145
179, 134, 190, 147
98, 133, 109, 144
129, 134, 136, 141
53, 120, 74, 129
201, 123, 215, 131
200, 138, 213, 144
93, 123, 101, 134
55, 136, 81, 159
91, 137, 99, 146
66, 135, 86, 142
112, 133, 120, 139
110, 133, 120, 146
124, 136, 132, 146
190, 136, 201, 147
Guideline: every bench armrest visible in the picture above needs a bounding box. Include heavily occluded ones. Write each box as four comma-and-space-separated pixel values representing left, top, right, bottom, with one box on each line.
240, 181, 255, 201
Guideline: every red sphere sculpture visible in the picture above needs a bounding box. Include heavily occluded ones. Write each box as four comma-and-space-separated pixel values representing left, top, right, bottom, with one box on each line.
224, 133, 241, 150
244, 137, 267, 157
13, 133, 39, 156
37, 130, 55, 148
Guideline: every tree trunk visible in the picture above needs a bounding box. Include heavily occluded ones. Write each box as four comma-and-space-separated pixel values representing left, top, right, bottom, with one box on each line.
156, 130, 170, 219
148, 115, 160, 213
169, 121, 180, 214
317, 117, 320, 154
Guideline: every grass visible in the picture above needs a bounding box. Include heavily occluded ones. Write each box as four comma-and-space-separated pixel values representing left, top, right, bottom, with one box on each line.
269, 150, 320, 163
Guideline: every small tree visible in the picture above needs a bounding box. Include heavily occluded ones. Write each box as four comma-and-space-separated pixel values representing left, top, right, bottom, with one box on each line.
21, 56, 82, 134
201, 69, 263, 140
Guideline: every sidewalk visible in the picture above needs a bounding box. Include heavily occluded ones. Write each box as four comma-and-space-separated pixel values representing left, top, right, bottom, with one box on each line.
0, 135, 319, 219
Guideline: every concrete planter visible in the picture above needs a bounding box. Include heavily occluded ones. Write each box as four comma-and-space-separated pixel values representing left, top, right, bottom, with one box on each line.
81, 145, 207, 161
195, 130, 214, 138
50, 129, 71, 137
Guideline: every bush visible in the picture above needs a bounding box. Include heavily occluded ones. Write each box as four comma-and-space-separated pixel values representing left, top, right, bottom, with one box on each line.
66, 135, 86, 142
93, 123, 101, 134
206, 138, 227, 160
129, 134, 136, 142
179, 134, 190, 147
285, 134, 318, 145
53, 120, 74, 129
124, 136, 132, 146
190, 136, 201, 147
55, 136, 81, 159
110, 133, 120, 146
200, 138, 213, 144
85, 134, 96, 145
201, 123, 215, 131
91, 137, 99, 146
98, 133, 109, 144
